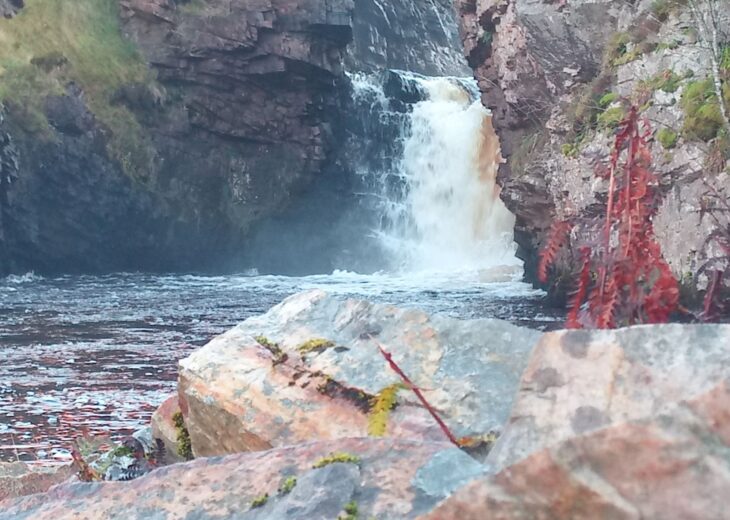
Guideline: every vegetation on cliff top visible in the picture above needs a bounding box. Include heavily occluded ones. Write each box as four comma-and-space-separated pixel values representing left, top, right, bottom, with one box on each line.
0, 0, 155, 177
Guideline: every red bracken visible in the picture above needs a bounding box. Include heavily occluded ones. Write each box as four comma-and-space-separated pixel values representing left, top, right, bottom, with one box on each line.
539, 106, 679, 328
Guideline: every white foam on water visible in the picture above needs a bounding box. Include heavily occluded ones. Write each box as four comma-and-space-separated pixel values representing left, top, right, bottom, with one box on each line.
350, 72, 520, 280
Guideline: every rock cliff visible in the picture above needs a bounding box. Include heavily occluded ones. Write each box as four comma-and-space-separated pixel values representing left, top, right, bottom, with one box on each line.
454, 0, 730, 298
0, 0, 468, 275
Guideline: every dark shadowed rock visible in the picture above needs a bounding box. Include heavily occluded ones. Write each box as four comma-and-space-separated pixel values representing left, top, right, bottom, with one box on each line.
177, 290, 541, 458
0, 438, 485, 519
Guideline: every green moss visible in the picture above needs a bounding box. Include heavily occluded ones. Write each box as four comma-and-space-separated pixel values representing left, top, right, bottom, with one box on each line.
605, 32, 631, 65
172, 411, 193, 460
597, 107, 626, 132
561, 143, 580, 158
278, 476, 297, 495
255, 335, 287, 364
721, 46, 730, 73
0, 0, 156, 176
338, 501, 359, 520
297, 338, 335, 355
706, 130, 730, 173
313, 452, 361, 469
176, 0, 207, 14
251, 493, 269, 509
110, 445, 135, 458
650, 0, 687, 21
613, 48, 643, 66
598, 92, 619, 108
367, 384, 404, 437
656, 128, 679, 149
656, 70, 682, 93
680, 79, 724, 141
656, 40, 680, 52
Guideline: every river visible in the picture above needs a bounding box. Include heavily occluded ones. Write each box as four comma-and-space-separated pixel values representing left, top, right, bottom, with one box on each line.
0, 271, 558, 465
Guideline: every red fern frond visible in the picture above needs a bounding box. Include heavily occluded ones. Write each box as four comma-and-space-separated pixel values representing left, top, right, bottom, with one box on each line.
542, 106, 678, 329
372, 338, 459, 447
566, 247, 592, 328
537, 220, 572, 283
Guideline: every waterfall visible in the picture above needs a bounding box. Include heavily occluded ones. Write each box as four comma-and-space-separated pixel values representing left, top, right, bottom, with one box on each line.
349, 71, 520, 278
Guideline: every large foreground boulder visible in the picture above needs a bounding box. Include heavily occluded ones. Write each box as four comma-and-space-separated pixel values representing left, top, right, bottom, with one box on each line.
420, 379, 730, 519
0, 462, 74, 502
177, 290, 541, 457
0, 438, 485, 520
487, 324, 730, 470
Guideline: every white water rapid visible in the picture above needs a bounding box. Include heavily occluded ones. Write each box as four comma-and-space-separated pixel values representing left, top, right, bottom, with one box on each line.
350, 72, 520, 279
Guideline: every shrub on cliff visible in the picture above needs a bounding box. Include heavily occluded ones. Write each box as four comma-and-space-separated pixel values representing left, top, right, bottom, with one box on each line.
539, 107, 679, 328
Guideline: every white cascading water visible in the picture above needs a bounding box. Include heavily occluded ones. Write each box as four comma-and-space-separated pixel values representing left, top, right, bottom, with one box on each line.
351, 72, 520, 278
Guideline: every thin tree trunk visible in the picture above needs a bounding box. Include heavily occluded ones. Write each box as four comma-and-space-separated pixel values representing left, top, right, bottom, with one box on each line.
690, 0, 730, 132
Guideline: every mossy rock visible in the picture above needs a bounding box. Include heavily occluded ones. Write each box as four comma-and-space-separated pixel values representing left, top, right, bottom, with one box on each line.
312, 452, 361, 469
597, 107, 626, 132
680, 79, 724, 142
656, 128, 679, 149
172, 411, 193, 460
561, 143, 580, 158
297, 338, 335, 354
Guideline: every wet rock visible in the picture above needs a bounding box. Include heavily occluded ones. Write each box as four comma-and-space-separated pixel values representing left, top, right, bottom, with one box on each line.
0, 462, 74, 502
177, 290, 541, 457
487, 324, 730, 470
420, 379, 730, 519
150, 394, 186, 464
0, 438, 484, 519
348, 0, 468, 75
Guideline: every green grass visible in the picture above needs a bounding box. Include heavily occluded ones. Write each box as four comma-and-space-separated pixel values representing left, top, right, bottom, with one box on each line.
177, 0, 207, 15
597, 106, 626, 132
680, 79, 724, 142
598, 92, 619, 108
0, 0, 155, 177
656, 128, 679, 149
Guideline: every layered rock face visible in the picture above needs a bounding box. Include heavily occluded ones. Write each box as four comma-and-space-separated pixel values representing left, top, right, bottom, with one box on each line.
0, 0, 469, 276
454, 0, 730, 291
0, 0, 354, 274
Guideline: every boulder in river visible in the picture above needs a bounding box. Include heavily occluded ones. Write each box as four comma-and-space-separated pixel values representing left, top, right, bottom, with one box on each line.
176, 290, 542, 457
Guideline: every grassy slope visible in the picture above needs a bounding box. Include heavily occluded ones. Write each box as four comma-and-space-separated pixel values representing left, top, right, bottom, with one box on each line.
0, 0, 154, 177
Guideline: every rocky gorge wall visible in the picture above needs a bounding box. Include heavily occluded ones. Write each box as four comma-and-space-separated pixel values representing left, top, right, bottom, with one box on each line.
0, 0, 468, 276
453, 0, 730, 298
